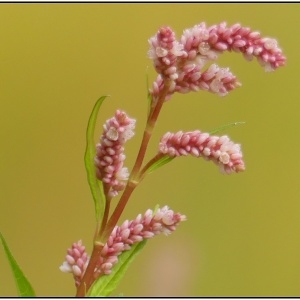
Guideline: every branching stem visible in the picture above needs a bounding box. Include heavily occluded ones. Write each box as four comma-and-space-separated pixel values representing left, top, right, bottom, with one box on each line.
77, 78, 172, 297
102, 79, 173, 238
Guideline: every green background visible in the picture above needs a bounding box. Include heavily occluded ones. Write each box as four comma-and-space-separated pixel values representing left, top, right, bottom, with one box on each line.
0, 3, 298, 296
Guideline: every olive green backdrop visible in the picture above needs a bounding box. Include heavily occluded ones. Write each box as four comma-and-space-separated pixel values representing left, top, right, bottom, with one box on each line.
0, 3, 298, 297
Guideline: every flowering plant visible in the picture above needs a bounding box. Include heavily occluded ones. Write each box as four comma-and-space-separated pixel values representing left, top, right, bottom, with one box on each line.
0, 21, 285, 297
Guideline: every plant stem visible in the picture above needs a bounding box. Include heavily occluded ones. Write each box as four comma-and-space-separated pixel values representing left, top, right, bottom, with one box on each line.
101, 180, 136, 241
78, 79, 173, 296
132, 79, 173, 179
102, 79, 173, 240
76, 242, 104, 297
97, 197, 111, 240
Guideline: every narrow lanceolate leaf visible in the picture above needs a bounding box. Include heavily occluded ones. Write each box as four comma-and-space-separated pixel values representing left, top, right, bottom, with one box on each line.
85, 96, 109, 221
0, 232, 35, 297
88, 240, 147, 297
144, 155, 174, 176
209, 121, 245, 135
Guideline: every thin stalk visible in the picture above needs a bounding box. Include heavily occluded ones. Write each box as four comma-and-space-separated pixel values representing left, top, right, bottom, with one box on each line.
76, 242, 104, 297
97, 197, 111, 240
101, 180, 137, 241
131, 79, 172, 179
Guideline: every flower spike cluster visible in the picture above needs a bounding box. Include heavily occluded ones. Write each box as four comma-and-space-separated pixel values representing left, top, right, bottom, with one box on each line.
60, 206, 186, 287
149, 22, 286, 100
60, 21, 286, 297
94, 110, 136, 197
159, 131, 245, 174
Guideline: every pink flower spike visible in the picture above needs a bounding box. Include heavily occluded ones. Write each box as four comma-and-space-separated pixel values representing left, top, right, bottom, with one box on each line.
204, 22, 286, 71
148, 26, 185, 80
94, 206, 186, 279
159, 130, 245, 174
59, 240, 89, 287
149, 22, 285, 102
95, 110, 136, 197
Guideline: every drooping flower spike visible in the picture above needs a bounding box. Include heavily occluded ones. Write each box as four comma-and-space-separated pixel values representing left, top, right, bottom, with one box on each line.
159, 130, 245, 174
93, 205, 186, 278
180, 22, 286, 71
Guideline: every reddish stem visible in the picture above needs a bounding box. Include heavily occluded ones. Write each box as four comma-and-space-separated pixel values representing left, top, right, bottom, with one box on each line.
76, 242, 104, 297
77, 79, 173, 297
102, 79, 173, 239
97, 197, 111, 239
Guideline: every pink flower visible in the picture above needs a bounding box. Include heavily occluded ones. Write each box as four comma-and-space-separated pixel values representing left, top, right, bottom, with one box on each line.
159, 130, 245, 174
148, 26, 185, 81
59, 240, 89, 287
94, 206, 186, 277
180, 22, 286, 72
148, 22, 286, 100
94, 110, 136, 197
175, 63, 241, 96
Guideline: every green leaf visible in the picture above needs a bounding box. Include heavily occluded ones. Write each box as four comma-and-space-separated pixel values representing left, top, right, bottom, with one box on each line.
0, 232, 35, 297
142, 155, 174, 179
209, 121, 245, 135
88, 240, 147, 297
147, 155, 174, 174
84, 96, 109, 221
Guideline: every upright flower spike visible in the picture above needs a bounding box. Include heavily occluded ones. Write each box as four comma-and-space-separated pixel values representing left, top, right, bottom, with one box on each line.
148, 26, 185, 81
59, 240, 89, 287
148, 27, 185, 106
93, 206, 186, 278
159, 130, 245, 174
94, 110, 136, 197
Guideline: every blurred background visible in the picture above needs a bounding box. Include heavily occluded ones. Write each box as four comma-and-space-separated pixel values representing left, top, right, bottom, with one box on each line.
0, 3, 298, 297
